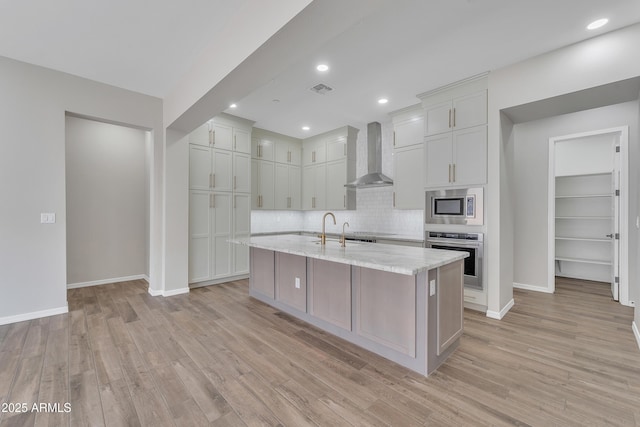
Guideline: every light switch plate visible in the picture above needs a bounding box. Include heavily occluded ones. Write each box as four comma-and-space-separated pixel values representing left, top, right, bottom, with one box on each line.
40, 213, 56, 224
429, 279, 436, 296
295, 277, 301, 289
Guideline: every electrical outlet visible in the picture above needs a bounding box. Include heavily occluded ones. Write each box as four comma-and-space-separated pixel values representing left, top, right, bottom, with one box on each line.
295, 277, 301, 289
429, 279, 436, 296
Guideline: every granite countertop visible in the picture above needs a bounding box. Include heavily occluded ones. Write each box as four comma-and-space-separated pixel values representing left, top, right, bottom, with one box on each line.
232, 234, 467, 276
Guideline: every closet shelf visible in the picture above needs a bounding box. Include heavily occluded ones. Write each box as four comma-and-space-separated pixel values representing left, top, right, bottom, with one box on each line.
555, 216, 611, 220
555, 236, 611, 242
555, 194, 611, 199
555, 256, 612, 266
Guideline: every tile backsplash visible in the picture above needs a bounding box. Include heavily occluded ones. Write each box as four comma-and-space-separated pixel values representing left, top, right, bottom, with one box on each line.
250, 120, 424, 239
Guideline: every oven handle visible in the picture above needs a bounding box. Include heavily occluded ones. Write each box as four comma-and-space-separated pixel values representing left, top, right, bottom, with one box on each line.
425, 238, 481, 248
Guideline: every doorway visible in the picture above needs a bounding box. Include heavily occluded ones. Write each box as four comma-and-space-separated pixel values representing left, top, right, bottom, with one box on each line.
548, 126, 629, 304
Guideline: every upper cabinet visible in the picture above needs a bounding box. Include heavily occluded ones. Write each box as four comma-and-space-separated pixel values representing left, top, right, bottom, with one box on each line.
390, 105, 425, 210
419, 73, 488, 188
302, 126, 358, 210
251, 128, 303, 210
425, 91, 487, 136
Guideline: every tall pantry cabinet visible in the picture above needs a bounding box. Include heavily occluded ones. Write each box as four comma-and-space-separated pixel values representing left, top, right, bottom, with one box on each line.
188, 114, 254, 285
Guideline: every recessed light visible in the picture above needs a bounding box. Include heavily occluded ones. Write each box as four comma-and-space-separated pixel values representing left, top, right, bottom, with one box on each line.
229, 103, 237, 109
302, 126, 310, 131
316, 64, 329, 72
378, 98, 389, 104
587, 18, 608, 30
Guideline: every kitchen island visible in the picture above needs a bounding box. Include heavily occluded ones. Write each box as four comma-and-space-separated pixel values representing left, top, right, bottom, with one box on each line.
232, 234, 468, 376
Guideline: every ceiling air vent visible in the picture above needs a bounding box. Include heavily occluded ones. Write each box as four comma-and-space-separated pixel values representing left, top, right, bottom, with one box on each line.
310, 83, 333, 95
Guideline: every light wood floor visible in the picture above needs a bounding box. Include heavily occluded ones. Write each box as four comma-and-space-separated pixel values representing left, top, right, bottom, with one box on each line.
0, 277, 639, 426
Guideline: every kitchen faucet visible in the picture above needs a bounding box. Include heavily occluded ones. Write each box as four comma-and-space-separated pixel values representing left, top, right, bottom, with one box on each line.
340, 222, 349, 247
319, 212, 336, 245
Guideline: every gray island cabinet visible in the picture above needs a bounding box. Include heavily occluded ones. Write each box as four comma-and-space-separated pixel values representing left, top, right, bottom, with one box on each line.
233, 234, 467, 376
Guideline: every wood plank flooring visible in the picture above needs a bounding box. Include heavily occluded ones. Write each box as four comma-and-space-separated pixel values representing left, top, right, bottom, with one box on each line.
0, 277, 639, 426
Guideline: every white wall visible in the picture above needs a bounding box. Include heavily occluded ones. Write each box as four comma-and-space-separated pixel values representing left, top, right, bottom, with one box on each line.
0, 55, 163, 324
512, 102, 639, 292
488, 23, 640, 319
65, 116, 148, 285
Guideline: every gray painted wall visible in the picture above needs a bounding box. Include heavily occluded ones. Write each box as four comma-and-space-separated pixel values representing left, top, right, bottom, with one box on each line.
65, 116, 148, 285
0, 55, 163, 323
512, 102, 639, 301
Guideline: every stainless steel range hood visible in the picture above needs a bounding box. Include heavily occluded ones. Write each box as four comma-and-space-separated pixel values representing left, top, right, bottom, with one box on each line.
345, 122, 393, 188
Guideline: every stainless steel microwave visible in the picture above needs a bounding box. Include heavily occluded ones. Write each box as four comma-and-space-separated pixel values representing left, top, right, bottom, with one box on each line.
425, 187, 483, 225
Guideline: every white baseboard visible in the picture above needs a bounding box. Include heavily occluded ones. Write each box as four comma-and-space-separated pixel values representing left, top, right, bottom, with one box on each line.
633, 321, 640, 350
163, 287, 190, 297
0, 305, 69, 326
67, 274, 147, 289
513, 282, 554, 293
486, 298, 515, 320
147, 286, 189, 297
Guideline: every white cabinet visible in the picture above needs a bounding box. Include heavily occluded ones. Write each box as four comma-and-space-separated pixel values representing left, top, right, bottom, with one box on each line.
275, 164, 301, 210
252, 137, 275, 161
252, 160, 274, 210
303, 139, 326, 165
233, 128, 250, 153
419, 74, 488, 188
393, 114, 424, 149
188, 114, 253, 285
391, 105, 425, 209
555, 173, 614, 283
425, 125, 486, 187
189, 191, 233, 281
326, 137, 347, 162
302, 126, 358, 210
212, 150, 233, 191
425, 91, 487, 136
211, 122, 233, 150
326, 160, 347, 209
188, 123, 211, 147
393, 143, 424, 209
188, 145, 233, 191
274, 140, 301, 165
303, 164, 326, 210
233, 152, 250, 193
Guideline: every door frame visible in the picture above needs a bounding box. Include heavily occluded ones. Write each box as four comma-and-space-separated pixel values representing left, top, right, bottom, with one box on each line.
547, 126, 629, 305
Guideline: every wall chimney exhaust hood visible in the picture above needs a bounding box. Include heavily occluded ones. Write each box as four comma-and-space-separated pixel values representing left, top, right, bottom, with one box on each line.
345, 122, 393, 188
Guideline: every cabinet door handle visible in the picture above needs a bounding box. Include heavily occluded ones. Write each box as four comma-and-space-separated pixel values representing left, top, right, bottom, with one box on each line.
393, 131, 396, 147
212, 173, 216, 188
393, 191, 396, 208
452, 108, 456, 128
448, 109, 452, 128
208, 129, 213, 145
234, 135, 237, 150
448, 164, 452, 183
209, 173, 213, 188
453, 163, 456, 182
234, 176, 237, 190
211, 130, 215, 146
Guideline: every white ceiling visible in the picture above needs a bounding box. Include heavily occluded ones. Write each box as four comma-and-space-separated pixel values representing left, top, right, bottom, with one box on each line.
1, 0, 639, 137
0, 0, 251, 98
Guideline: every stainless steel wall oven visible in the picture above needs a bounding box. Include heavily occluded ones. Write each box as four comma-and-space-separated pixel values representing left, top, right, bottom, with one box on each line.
425, 231, 483, 290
